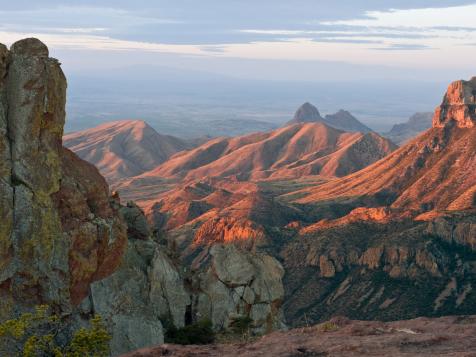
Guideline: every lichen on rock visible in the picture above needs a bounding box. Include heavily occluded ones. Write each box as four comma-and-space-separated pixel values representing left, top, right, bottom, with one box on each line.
0, 38, 127, 318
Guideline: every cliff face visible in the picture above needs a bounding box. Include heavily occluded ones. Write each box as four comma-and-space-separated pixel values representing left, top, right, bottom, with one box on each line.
0, 38, 127, 317
433, 77, 476, 128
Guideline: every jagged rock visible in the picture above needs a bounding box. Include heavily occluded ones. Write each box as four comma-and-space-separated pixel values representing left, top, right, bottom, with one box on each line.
56, 148, 127, 305
121, 201, 150, 240
0, 38, 127, 318
77, 196, 190, 355
194, 217, 266, 251
319, 256, 336, 278
433, 77, 476, 128
283, 215, 476, 326
193, 244, 286, 334
426, 214, 476, 249
86, 238, 190, 356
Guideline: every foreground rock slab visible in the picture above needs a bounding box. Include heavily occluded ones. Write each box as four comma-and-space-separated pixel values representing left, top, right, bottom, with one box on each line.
123, 315, 476, 357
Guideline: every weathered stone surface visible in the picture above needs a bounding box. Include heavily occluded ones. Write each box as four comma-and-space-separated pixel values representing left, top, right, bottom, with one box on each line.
426, 214, 476, 250
193, 244, 286, 333
0, 38, 127, 318
319, 256, 336, 278
86, 237, 189, 356
121, 201, 151, 240
56, 148, 127, 305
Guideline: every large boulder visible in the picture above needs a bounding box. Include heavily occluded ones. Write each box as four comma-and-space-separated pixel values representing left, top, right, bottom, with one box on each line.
192, 244, 286, 334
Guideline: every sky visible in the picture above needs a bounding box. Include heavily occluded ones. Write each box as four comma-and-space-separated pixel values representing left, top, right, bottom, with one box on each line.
1, 0, 476, 81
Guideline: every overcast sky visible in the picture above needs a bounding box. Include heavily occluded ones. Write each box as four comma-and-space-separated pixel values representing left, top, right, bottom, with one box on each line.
2, 1, 475, 81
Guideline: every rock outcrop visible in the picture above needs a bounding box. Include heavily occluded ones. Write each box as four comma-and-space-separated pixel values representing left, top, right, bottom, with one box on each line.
433, 77, 476, 128
79, 206, 286, 355
193, 217, 266, 247
191, 244, 286, 334
0, 38, 127, 318
83, 238, 190, 355
282, 214, 476, 326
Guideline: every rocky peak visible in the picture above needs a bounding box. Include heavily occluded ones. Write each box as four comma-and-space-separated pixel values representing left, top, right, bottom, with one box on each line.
286, 102, 323, 125
433, 77, 476, 128
10, 37, 49, 57
0, 38, 127, 316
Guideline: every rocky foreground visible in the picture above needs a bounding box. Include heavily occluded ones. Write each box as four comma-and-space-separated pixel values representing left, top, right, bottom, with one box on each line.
124, 315, 476, 357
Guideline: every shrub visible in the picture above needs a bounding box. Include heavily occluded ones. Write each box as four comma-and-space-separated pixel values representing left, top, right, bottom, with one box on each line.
0, 305, 111, 357
229, 316, 253, 335
165, 319, 215, 345
319, 321, 339, 332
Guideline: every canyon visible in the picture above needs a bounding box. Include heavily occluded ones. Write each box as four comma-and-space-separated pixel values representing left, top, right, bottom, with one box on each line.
0, 38, 475, 356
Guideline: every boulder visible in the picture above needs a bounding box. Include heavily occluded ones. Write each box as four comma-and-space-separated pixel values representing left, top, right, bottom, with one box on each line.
193, 244, 286, 334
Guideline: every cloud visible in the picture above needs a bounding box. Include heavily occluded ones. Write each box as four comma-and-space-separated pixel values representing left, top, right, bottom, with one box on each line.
372, 43, 433, 51
322, 4, 476, 29
0, 31, 206, 56
0, 2, 475, 73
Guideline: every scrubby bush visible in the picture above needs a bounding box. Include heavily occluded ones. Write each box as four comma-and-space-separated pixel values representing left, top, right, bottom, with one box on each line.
319, 321, 339, 332
0, 305, 111, 356
229, 316, 253, 335
165, 319, 215, 345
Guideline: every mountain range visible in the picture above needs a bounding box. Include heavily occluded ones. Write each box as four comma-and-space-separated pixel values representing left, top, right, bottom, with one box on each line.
63, 120, 192, 182
1, 38, 475, 356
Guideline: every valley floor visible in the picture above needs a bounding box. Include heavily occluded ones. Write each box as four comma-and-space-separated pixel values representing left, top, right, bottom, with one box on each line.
123, 315, 476, 357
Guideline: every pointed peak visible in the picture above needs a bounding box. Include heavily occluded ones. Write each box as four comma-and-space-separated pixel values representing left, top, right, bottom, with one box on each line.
285, 102, 323, 126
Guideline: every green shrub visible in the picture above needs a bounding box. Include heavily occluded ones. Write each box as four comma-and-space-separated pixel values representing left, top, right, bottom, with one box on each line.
229, 316, 253, 335
0, 305, 111, 357
165, 319, 215, 345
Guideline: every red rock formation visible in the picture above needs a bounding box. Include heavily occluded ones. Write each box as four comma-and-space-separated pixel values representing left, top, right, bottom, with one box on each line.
433, 77, 476, 128
193, 217, 266, 246
54, 149, 127, 304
